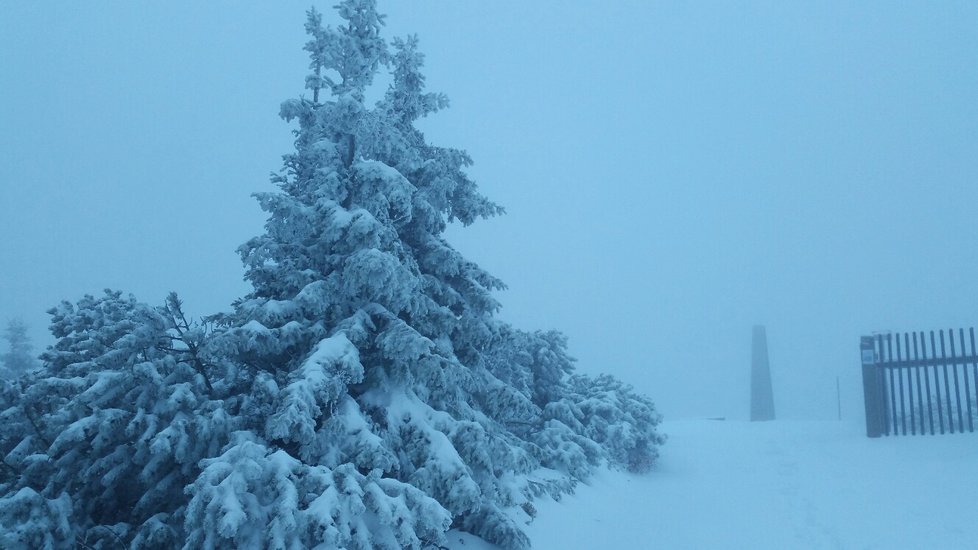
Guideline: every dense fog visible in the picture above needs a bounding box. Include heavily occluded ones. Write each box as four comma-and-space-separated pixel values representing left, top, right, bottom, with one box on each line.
3, 1, 977, 421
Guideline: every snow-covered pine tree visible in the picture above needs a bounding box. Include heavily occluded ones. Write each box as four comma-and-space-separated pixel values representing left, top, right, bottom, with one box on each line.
187, 2, 664, 548
1, 319, 39, 379
0, 3, 663, 548
0, 291, 234, 548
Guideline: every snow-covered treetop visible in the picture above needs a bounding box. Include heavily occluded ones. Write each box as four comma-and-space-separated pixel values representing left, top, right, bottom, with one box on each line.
304, 0, 387, 103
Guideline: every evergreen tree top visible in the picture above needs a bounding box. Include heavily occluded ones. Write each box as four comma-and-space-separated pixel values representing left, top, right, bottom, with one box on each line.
304, 0, 388, 103
1, 318, 38, 378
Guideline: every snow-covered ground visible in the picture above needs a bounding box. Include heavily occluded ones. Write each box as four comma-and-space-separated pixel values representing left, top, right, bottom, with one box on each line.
451, 419, 978, 549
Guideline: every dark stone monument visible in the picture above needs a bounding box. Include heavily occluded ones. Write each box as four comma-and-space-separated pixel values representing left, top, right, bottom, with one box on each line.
751, 325, 776, 421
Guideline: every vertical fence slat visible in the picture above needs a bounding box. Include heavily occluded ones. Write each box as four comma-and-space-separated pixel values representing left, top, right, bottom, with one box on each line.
904, 332, 916, 435
881, 338, 889, 435
896, 333, 907, 435
913, 332, 924, 434
921, 332, 934, 435
968, 327, 978, 434
950, 329, 965, 432
961, 328, 973, 433
873, 334, 887, 436
879, 336, 889, 436
932, 331, 945, 434
940, 330, 955, 434
887, 334, 897, 435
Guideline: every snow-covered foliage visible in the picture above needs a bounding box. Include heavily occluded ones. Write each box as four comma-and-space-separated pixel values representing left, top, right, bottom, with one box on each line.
0, 2, 663, 548
1, 319, 39, 379
0, 290, 234, 548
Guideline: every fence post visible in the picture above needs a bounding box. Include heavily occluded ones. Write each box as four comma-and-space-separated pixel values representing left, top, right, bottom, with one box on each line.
861, 336, 885, 437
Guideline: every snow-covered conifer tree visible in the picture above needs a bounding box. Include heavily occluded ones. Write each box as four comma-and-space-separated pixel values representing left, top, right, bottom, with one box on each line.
0, 291, 234, 547
187, 2, 663, 548
0, 3, 663, 548
1, 319, 39, 379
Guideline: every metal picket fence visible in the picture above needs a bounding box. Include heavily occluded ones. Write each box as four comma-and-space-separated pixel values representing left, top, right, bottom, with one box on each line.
860, 329, 978, 438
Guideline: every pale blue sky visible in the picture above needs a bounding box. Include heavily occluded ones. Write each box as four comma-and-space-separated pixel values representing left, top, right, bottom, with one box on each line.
2, 2, 977, 419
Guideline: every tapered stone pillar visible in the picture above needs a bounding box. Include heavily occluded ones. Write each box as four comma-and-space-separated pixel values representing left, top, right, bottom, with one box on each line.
751, 325, 775, 421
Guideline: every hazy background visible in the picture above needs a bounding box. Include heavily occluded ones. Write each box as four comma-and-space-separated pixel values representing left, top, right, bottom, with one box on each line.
3, 1, 977, 421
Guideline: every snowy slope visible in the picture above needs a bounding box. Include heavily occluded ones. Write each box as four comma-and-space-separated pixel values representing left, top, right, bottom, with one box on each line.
450, 419, 978, 549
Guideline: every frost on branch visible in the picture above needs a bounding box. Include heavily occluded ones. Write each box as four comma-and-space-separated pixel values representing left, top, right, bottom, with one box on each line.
0, 290, 233, 547
184, 431, 451, 549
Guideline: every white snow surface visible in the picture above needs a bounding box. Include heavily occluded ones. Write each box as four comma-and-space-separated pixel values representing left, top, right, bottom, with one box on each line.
448, 419, 978, 549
